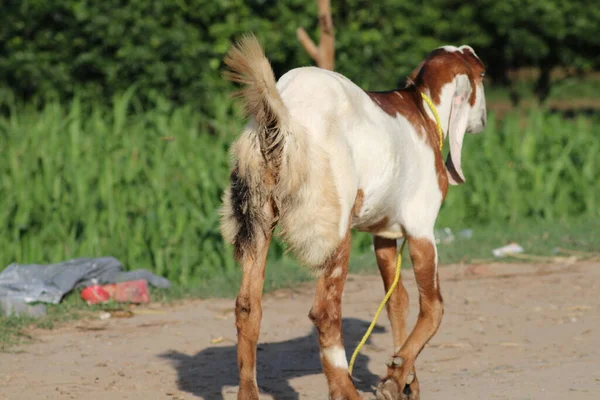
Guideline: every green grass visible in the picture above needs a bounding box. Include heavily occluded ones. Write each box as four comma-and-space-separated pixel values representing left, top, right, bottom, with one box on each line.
1, 90, 241, 287
0, 92, 598, 288
439, 108, 599, 226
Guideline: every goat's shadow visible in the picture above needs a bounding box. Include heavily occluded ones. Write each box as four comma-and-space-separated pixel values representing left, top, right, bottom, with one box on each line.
160, 317, 386, 400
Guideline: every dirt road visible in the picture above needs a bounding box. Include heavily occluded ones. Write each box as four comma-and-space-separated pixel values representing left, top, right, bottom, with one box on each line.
1, 261, 599, 400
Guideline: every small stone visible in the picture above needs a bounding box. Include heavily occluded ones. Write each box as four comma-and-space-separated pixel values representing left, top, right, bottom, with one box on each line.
99, 312, 111, 320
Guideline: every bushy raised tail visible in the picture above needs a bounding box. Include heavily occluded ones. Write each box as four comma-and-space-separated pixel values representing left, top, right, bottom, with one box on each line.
223, 34, 289, 170
220, 34, 341, 269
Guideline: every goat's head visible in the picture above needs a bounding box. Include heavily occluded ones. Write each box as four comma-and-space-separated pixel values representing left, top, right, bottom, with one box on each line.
409, 45, 487, 185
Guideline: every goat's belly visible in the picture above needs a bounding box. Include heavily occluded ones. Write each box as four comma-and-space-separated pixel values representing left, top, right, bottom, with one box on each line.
352, 212, 404, 239
347, 155, 406, 238
350, 185, 405, 239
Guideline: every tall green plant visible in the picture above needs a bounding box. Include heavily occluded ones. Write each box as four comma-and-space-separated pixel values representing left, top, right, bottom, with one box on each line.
0, 95, 597, 284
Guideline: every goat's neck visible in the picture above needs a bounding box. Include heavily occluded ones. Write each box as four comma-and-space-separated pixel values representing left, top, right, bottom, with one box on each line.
418, 82, 455, 140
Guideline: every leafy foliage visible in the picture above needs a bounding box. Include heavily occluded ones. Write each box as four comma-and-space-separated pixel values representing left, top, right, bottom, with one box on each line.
475, 0, 600, 101
1, 0, 597, 106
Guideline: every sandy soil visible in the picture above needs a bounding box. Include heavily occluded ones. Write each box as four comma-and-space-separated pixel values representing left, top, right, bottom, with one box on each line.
1, 261, 599, 400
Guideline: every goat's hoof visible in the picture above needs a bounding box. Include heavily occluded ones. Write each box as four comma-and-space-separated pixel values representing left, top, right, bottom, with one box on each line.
237, 386, 260, 400
402, 381, 420, 400
376, 375, 419, 400
376, 377, 401, 400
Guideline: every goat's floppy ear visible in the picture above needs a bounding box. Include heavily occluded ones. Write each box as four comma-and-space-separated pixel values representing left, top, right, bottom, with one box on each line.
445, 75, 471, 185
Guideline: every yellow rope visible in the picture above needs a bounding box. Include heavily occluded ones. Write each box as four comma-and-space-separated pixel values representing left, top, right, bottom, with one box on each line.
347, 93, 443, 376
420, 92, 444, 152
348, 239, 406, 375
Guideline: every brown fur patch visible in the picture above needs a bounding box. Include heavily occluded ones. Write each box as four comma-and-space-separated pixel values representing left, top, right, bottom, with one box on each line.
461, 48, 486, 75
351, 189, 364, 218
364, 216, 389, 234
366, 89, 441, 157
365, 47, 486, 198
408, 237, 443, 304
408, 48, 485, 107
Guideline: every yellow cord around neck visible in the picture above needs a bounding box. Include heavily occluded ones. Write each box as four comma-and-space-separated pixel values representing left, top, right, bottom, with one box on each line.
420, 92, 444, 152
348, 93, 443, 377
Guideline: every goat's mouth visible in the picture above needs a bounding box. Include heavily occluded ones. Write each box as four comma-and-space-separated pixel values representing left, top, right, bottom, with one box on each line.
468, 117, 486, 135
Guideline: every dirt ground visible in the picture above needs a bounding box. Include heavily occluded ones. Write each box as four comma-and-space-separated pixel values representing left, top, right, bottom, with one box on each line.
1, 260, 599, 400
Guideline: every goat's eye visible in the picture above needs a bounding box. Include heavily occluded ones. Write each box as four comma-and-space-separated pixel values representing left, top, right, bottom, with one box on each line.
481, 72, 486, 77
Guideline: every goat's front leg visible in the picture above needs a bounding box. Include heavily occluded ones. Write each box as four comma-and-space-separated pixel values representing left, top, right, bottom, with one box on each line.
374, 236, 410, 354
309, 230, 361, 400
376, 235, 442, 400
374, 236, 419, 398
235, 206, 274, 400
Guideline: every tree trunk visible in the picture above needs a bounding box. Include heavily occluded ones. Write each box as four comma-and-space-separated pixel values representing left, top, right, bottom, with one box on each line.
296, 0, 335, 71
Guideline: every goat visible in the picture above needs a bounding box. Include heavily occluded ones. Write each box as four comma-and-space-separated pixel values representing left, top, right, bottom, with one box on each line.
220, 34, 487, 400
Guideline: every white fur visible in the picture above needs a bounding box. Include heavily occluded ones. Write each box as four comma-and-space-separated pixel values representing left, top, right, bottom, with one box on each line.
321, 346, 349, 369
223, 35, 487, 273
422, 83, 454, 138
227, 45, 485, 269
276, 67, 448, 245
273, 66, 487, 293
277, 68, 360, 242
459, 45, 477, 56
470, 83, 487, 133
439, 45, 460, 52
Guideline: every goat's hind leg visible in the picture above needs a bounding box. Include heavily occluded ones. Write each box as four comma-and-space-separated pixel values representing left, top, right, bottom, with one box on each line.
309, 230, 361, 400
235, 222, 272, 400
223, 169, 276, 400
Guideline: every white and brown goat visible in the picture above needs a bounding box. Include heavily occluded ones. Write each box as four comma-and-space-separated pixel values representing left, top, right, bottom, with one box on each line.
220, 34, 487, 400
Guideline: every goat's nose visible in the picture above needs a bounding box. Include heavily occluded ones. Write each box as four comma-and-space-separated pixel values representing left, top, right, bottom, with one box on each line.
480, 114, 487, 128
